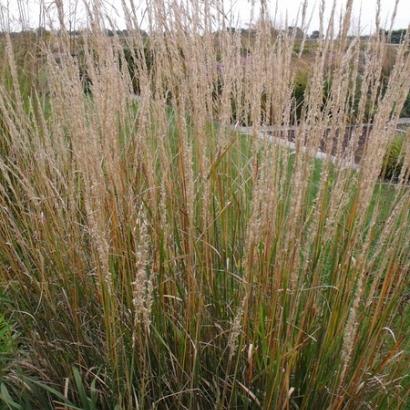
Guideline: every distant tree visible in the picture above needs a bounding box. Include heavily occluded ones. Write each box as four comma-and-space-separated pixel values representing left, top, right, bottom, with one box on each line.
68, 30, 81, 36
390, 29, 407, 44
310, 30, 320, 40
378, 28, 407, 44
36, 27, 49, 37
378, 28, 387, 39
288, 26, 304, 39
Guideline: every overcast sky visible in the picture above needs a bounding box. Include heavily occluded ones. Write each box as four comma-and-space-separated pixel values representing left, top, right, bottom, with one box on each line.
1, 0, 408, 33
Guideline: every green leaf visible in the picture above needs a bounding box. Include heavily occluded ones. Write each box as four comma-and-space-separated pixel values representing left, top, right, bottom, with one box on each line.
0, 384, 22, 410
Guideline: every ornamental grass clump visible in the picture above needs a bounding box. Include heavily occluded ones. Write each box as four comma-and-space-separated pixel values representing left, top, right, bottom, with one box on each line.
0, 0, 409, 408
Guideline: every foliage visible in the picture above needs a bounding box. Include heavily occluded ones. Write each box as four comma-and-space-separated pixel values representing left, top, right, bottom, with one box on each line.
293, 69, 309, 119
0, 315, 13, 376
401, 92, 410, 117
379, 28, 408, 44
381, 134, 407, 181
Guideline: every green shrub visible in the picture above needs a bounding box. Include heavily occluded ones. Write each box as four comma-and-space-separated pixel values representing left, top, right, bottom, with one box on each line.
0, 313, 14, 382
381, 134, 406, 181
401, 92, 410, 117
293, 70, 308, 119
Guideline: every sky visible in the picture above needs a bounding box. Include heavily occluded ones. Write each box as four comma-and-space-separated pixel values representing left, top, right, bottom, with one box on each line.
0, 0, 408, 33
